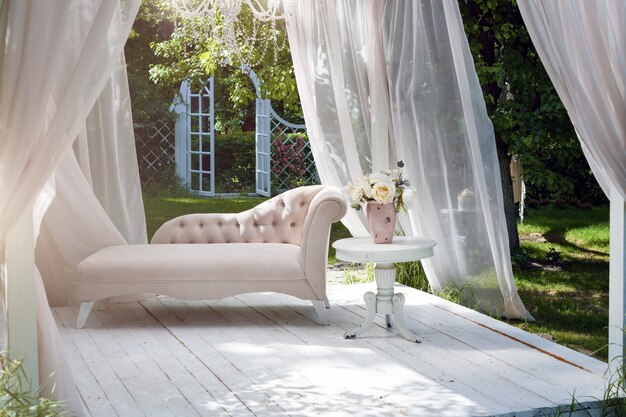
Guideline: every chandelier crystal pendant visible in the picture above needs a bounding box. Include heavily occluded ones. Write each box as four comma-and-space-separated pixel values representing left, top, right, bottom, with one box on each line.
170, 0, 290, 67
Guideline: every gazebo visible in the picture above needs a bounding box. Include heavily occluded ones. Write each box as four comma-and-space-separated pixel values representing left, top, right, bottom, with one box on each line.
0, 1, 624, 415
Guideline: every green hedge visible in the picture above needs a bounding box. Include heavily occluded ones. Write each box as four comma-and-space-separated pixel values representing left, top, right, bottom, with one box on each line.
214, 132, 256, 193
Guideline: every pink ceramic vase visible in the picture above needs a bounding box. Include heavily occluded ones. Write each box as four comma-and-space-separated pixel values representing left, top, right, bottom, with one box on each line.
366, 202, 396, 244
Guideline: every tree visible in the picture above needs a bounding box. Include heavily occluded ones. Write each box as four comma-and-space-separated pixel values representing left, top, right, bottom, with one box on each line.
458, 0, 603, 253
125, 2, 178, 125
145, 1, 302, 131
127, 1, 604, 251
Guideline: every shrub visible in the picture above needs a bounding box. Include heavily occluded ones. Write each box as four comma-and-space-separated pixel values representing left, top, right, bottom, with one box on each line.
271, 132, 318, 192
272, 134, 306, 187
0, 352, 65, 416
214, 132, 256, 193
141, 163, 192, 198
396, 261, 430, 292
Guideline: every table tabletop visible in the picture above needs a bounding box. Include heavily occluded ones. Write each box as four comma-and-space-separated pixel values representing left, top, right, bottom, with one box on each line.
332, 236, 437, 264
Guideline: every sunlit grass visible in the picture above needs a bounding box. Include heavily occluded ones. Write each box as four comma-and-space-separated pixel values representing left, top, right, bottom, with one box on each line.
513, 204, 610, 360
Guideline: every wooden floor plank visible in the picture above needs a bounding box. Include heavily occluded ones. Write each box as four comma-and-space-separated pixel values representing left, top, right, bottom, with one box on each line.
55, 306, 146, 417
102, 302, 222, 417
253, 290, 559, 409
55, 284, 609, 417
142, 297, 285, 417
236, 292, 496, 417
327, 285, 606, 405
330, 284, 608, 395
209, 296, 375, 416
54, 311, 115, 417
122, 300, 253, 417
86, 308, 183, 417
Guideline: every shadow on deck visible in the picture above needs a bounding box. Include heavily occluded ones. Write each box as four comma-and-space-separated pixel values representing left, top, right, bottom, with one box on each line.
55, 283, 609, 417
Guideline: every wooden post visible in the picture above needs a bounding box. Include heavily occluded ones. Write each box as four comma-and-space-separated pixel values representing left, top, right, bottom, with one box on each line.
609, 184, 626, 375
5, 206, 39, 387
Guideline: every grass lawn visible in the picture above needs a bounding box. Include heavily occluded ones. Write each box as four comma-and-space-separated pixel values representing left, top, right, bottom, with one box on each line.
143, 192, 610, 360
513, 204, 609, 360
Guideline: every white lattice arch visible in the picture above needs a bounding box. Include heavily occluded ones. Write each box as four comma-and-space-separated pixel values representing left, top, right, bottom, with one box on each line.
173, 69, 313, 196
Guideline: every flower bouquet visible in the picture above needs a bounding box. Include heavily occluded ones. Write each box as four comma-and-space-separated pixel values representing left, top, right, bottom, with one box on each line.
346, 163, 415, 243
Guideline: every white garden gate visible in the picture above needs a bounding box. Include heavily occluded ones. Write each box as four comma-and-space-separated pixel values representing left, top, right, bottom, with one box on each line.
173, 79, 215, 196
255, 97, 272, 196
173, 70, 311, 196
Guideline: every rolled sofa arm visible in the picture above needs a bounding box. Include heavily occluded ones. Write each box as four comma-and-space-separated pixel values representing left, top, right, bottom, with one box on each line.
298, 186, 348, 300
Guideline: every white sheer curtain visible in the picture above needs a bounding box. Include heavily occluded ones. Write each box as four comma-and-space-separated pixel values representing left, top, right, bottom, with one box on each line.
285, 0, 531, 319
518, 0, 625, 368
0, 1, 139, 413
517, 0, 626, 200
77, 55, 147, 245
285, 0, 377, 237
38, 55, 147, 307
384, 1, 530, 318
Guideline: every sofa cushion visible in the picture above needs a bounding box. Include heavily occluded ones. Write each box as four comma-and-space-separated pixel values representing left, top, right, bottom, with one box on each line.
77, 243, 305, 283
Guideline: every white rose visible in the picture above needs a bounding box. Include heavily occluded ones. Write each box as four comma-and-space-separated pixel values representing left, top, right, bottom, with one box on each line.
402, 188, 416, 208
347, 184, 363, 205
369, 171, 392, 185
389, 169, 402, 182
372, 182, 396, 204
354, 177, 372, 199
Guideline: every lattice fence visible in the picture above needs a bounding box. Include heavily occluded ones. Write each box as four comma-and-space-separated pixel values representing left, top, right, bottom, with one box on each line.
270, 119, 319, 192
134, 120, 176, 185
134, 116, 318, 193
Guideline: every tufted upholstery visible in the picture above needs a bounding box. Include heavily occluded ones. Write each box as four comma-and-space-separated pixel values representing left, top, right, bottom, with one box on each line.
75, 185, 347, 328
151, 186, 328, 245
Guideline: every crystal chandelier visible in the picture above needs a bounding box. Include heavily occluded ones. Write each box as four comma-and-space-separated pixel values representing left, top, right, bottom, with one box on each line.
170, 0, 289, 67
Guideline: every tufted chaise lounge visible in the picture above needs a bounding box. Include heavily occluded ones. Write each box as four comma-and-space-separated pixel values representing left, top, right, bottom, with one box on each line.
75, 185, 347, 328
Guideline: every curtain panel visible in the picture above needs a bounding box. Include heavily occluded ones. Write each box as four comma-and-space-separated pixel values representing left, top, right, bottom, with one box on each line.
517, 0, 626, 200
285, 0, 531, 319
0, 1, 140, 413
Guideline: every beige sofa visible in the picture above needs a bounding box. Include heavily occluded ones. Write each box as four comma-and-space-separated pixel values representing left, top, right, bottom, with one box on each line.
75, 185, 347, 328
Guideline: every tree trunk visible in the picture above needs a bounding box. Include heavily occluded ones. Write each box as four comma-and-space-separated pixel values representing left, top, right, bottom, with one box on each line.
495, 133, 520, 253
471, 5, 521, 254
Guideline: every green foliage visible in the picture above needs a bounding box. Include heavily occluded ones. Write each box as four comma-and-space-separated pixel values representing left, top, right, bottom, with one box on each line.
328, 222, 352, 264
601, 360, 626, 417
395, 261, 430, 292
342, 263, 375, 285
125, 1, 178, 124
434, 284, 479, 310
0, 353, 66, 417
459, 0, 603, 202
214, 132, 256, 193
271, 133, 318, 192
141, 163, 192, 198
145, 1, 302, 129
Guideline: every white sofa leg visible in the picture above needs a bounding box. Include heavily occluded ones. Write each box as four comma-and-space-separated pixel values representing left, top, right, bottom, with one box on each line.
312, 300, 330, 325
323, 295, 330, 309
76, 301, 95, 329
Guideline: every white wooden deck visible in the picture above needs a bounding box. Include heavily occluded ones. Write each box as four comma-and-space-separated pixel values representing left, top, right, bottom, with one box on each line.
55, 283, 609, 417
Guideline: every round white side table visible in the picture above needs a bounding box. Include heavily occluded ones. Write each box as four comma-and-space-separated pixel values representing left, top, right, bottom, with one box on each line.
332, 236, 437, 343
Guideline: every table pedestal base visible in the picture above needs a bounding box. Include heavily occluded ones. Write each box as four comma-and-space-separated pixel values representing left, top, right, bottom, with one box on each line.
344, 262, 420, 343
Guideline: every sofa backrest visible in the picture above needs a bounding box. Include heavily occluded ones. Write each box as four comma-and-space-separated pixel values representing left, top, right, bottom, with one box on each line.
151, 185, 326, 246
